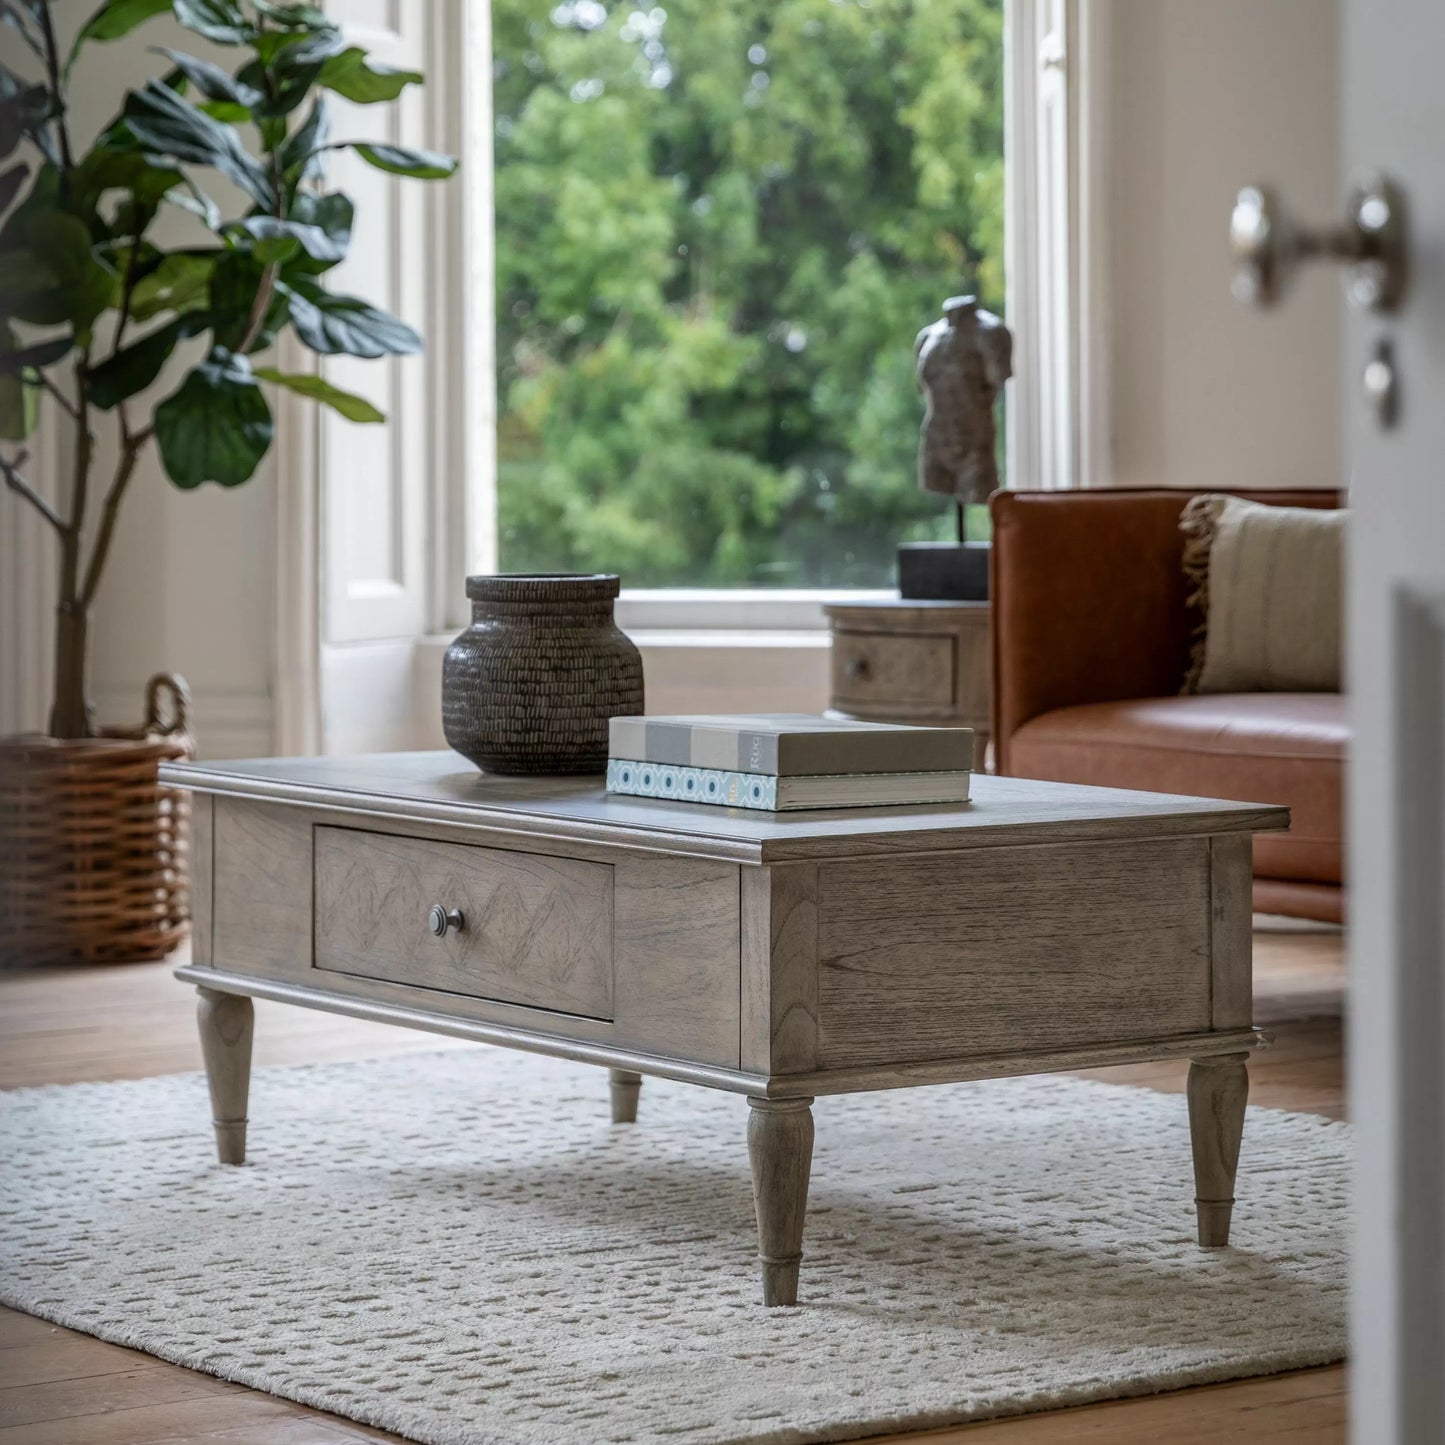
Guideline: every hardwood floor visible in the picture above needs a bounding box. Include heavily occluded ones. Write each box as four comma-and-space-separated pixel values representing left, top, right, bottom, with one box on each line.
0, 928, 1347, 1444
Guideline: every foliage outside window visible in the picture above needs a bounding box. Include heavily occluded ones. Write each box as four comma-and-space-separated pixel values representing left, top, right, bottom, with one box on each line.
492, 0, 1004, 589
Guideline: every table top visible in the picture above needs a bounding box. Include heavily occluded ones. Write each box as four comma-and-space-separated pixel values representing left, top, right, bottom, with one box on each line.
163, 752, 1289, 864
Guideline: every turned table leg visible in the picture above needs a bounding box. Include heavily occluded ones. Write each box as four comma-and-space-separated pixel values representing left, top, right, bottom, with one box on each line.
609, 1068, 642, 1123
747, 1096, 814, 1306
1187, 1053, 1250, 1246
197, 988, 254, 1165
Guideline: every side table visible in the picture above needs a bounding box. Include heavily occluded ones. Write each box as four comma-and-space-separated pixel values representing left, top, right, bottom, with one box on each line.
825, 598, 990, 770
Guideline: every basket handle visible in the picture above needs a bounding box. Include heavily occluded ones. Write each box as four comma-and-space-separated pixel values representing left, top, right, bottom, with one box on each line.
143, 673, 192, 738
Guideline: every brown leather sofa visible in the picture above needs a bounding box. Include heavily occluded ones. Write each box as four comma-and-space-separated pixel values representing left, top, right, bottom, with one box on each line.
989, 488, 1346, 924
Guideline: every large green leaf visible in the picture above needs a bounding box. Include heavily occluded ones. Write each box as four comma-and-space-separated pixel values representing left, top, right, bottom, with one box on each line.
278, 95, 329, 182
0, 158, 54, 252
129, 249, 217, 321
251, 1, 327, 25
0, 321, 40, 439
73, 0, 171, 46
71, 145, 183, 213
0, 367, 36, 439
123, 80, 272, 206
272, 28, 347, 69
234, 213, 344, 264
0, 214, 112, 330
197, 99, 251, 125
87, 310, 213, 408
207, 245, 265, 315
171, 0, 251, 45
161, 176, 221, 229
238, 226, 298, 265
280, 280, 420, 358
319, 49, 422, 105
0, 82, 50, 161
155, 347, 273, 486
0, 250, 57, 308
347, 142, 457, 180
0, 330, 71, 374
154, 48, 263, 109
207, 248, 289, 353
0, 249, 58, 320
242, 29, 346, 118
282, 190, 350, 273
253, 366, 383, 422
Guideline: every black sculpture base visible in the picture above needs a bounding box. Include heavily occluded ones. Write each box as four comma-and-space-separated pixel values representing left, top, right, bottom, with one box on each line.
897, 541, 990, 601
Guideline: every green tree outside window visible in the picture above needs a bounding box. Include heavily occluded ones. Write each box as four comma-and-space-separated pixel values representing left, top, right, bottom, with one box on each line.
493, 0, 1003, 588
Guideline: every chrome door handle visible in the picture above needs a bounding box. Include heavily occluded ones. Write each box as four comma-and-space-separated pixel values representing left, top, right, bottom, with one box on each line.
1230, 174, 1407, 312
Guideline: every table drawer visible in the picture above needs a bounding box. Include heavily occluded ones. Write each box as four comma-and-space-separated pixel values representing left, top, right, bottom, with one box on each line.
832, 630, 954, 708
313, 826, 615, 1019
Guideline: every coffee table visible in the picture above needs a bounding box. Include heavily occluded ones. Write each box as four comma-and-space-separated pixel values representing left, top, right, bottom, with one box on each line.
163, 752, 1286, 1306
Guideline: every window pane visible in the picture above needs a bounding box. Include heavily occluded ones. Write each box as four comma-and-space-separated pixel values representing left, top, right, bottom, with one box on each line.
493, 0, 1005, 587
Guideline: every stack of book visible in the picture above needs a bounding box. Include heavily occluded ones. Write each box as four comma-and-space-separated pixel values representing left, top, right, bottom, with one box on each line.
606, 714, 973, 812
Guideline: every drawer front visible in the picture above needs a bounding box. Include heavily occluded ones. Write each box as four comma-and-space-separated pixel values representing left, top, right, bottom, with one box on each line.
832, 630, 954, 709
815, 838, 1212, 1067
313, 827, 614, 1019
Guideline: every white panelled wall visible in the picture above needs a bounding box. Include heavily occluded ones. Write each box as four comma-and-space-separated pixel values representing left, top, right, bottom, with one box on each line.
1102, 0, 1342, 493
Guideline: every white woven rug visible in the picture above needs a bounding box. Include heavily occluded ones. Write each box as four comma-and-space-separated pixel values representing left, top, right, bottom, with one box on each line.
0, 1050, 1348, 1445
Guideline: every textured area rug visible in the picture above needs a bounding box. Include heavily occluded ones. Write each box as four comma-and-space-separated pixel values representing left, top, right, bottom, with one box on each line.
0, 1050, 1348, 1445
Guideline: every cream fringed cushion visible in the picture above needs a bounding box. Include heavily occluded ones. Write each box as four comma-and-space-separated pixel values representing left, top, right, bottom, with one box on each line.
1180, 495, 1345, 694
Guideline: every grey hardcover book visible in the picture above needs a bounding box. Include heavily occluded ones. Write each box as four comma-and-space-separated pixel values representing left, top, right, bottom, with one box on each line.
607, 714, 973, 777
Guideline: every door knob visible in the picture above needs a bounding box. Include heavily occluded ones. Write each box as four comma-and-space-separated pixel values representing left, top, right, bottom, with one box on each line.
1230, 174, 1407, 312
427, 904, 464, 938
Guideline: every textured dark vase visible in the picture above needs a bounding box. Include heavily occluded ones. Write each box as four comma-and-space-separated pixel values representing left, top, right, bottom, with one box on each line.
442, 574, 644, 774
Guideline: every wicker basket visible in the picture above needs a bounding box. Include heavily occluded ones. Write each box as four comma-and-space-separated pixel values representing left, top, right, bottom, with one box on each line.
0, 675, 194, 967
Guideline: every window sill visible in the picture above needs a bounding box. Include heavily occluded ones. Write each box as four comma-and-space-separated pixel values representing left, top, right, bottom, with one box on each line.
417, 627, 832, 654
614, 588, 894, 633
415, 622, 835, 717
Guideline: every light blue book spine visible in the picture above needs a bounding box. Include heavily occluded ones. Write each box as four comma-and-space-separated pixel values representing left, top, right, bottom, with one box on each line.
606, 759, 779, 811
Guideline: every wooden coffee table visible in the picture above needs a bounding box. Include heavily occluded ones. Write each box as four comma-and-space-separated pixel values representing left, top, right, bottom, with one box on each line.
163, 752, 1287, 1306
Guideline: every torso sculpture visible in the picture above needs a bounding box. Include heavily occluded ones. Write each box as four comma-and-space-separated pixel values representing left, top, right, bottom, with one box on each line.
915, 296, 1013, 504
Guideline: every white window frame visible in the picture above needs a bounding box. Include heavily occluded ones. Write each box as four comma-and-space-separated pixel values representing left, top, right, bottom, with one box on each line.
1006, 0, 1111, 494
290, 0, 1107, 748
445, 0, 1104, 639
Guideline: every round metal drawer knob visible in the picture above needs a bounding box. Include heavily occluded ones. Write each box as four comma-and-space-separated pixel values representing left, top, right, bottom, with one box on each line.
844, 655, 871, 682
427, 904, 465, 938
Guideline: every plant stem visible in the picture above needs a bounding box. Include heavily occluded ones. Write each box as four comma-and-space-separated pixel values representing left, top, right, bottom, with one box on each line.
78, 412, 152, 610
234, 263, 278, 355
49, 356, 93, 738
34, 369, 81, 423
0, 450, 64, 533
230, 55, 290, 357
34, 1, 75, 183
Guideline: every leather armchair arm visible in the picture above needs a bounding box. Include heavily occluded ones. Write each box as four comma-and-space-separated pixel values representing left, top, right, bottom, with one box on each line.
988, 488, 1342, 774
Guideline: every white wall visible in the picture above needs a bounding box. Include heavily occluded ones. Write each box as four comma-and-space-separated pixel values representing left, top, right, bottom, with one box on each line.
1104, 0, 1342, 492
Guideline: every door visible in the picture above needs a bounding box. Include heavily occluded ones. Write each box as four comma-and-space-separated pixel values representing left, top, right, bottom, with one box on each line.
1341, 2, 1445, 1440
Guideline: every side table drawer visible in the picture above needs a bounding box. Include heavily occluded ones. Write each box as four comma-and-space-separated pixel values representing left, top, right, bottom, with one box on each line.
313, 826, 615, 1020
832, 630, 954, 708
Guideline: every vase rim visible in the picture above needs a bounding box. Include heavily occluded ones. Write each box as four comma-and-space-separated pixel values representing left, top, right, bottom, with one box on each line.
465, 572, 621, 601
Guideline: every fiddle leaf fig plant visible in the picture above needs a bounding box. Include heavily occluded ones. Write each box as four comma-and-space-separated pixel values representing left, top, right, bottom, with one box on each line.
0, 0, 456, 738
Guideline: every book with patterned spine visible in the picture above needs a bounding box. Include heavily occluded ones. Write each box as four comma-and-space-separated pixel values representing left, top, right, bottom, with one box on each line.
605, 759, 971, 812
607, 714, 973, 777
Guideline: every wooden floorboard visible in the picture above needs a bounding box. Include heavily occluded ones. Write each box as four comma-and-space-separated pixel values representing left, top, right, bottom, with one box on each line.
0, 929, 1347, 1444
